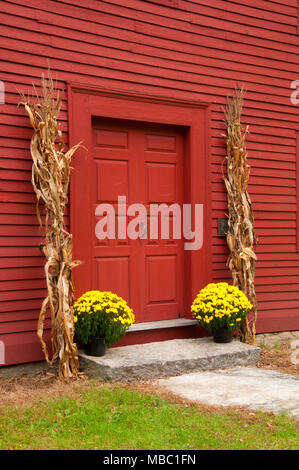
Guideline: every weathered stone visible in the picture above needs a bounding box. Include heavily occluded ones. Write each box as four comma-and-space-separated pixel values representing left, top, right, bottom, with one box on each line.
79, 337, 261, 382
255, 331, 299, 347
0, 360, 54, 378
159, 367, 299, 418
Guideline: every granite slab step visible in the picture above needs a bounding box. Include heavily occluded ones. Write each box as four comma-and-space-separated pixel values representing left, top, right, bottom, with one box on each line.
79, 337, 261, 382
159, 368, 299, 418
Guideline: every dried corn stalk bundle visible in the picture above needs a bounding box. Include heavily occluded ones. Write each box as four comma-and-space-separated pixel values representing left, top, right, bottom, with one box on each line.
222, 87, 258, 344
20, 72, 82, 380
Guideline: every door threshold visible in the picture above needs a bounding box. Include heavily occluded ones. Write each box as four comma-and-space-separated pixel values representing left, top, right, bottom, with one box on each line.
128, 318, 197, 332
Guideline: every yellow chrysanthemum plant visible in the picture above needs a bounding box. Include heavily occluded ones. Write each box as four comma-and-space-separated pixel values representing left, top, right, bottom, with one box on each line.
191, 282, 253, 336
73, 291, 135, 348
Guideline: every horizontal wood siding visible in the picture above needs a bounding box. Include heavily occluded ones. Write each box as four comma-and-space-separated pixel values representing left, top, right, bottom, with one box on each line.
1, 0, 299, 364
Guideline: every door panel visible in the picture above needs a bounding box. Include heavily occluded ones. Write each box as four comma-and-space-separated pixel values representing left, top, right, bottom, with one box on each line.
95, 159, 129, 202
92, 118, 184, 322
96, 256, 130, 302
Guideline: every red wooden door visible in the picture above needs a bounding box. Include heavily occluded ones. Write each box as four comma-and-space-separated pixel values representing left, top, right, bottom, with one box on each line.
91, 119, 185, 323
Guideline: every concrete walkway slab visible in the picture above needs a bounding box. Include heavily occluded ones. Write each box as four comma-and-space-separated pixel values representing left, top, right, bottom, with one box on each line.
159, 367, 299, 418
79, 337, 261, 381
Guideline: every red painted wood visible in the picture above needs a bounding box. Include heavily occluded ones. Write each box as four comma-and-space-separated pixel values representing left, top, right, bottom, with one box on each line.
1, 318, 51, 334
111, 324, 205, 348
69, 89, 210, 324
0, 0, 299, 365
0, 331, 51, 365
0, 279, 46, 292
296, 131, 299, 251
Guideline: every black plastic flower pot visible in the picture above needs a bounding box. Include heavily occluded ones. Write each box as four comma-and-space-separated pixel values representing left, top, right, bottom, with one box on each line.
213, 327, 232, 343
85, 337, 107, 357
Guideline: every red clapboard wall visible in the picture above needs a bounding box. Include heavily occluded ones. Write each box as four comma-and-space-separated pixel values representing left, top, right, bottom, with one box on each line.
1, 0, 299, 365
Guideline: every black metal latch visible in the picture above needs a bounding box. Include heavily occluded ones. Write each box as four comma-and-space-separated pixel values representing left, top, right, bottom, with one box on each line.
218, 218, 229, 237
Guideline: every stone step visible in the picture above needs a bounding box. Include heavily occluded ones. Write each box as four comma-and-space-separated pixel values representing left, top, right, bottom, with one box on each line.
79, 337, 261, 382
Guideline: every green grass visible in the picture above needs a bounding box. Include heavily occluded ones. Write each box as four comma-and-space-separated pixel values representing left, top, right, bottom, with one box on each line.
0, 381, 298, 450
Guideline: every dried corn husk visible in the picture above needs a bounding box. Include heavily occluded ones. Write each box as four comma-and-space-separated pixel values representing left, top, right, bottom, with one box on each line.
20, 71, 83, 380
222, 87, 258, 344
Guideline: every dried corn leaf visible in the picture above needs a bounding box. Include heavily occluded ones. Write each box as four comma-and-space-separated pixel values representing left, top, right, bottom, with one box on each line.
222, 87, 258, 344
20, 70, 83, 380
